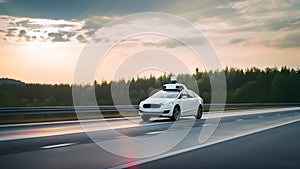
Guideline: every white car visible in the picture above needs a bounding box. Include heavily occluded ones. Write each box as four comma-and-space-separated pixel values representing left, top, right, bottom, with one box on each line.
139, 83, 203, 121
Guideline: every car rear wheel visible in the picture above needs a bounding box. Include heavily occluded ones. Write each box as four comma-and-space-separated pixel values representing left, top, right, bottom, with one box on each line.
195, 105, 203, 119
141, 115, 150, 121
171, 107, 180, 121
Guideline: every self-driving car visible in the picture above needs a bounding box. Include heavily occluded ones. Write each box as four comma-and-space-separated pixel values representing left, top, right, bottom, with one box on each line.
139, 78, 203, 121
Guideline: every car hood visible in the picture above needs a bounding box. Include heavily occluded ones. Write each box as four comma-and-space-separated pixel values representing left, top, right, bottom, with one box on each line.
141, 98, 176, 104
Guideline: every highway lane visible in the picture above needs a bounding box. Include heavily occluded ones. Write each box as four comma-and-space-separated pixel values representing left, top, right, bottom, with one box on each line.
128, 121, 300, 169
1, 107, 299, 141
0, 107, 300, 169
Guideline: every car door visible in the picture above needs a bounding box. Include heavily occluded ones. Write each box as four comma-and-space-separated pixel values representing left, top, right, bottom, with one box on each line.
179, 90, 189, 115
187, 90, 199, 115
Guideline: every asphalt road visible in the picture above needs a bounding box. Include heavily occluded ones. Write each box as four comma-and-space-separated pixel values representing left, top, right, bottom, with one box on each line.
0, 107, 300, 169
133, 121, 300, 169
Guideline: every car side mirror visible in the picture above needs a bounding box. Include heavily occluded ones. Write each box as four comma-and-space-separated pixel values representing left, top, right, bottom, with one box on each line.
182, 95, 187, 99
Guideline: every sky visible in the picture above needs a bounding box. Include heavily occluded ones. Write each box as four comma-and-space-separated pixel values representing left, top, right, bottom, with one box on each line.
0, 0, 299, 84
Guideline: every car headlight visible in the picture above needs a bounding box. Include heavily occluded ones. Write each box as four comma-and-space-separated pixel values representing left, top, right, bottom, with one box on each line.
139, 101, 144, 108
165, 102, 174, 106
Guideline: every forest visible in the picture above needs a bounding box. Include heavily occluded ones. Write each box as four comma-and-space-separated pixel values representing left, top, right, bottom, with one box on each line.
0, 66, 300, 107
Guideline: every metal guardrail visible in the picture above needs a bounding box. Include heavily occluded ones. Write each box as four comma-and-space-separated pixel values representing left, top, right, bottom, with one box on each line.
0, 105, 139, 116
0, 103, 300, 116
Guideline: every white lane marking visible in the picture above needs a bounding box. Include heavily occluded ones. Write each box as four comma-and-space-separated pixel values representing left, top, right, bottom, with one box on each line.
258, 116, 264, 119
41, 142, 75, 149
108, 119, 300, 169
146, 131, 164, 135
206, 107, 300, 119
202, 123, 212, 127
236, 119, 243, 122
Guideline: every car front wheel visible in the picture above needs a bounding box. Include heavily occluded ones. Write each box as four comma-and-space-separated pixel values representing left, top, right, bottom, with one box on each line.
171, 107, 181, 121
195, 105, 203, 119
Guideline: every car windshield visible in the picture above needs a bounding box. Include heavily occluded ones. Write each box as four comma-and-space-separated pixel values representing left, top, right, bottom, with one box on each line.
150, 90, 179, 98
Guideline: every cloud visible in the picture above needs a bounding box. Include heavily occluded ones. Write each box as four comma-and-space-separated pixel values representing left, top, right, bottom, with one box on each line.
0, 15, 85, 43
84, 30, 96, 37
18, 29, 31, 41
230, 0, 300, 19
13, 17, 82, 31
59, 31, 76, 38
18, 29, 26, 36
16, 19, 30, 27
80, 15, 118, 39
266, 32, 300, 49
173, 0, 246, 26
82, 16, 116, 30
177, 0, 300, 49
0, 0, 299, 50
76, 34, 87, 43
228, 38, 248, 44
222, 16, 300, 33
5, 28, 17, 37
48, 32, 70, 42
143, 36, 208, 48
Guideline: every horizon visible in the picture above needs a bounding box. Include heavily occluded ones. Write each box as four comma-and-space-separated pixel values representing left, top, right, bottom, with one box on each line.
1, 65, 298, 85
1, 0, 300, 84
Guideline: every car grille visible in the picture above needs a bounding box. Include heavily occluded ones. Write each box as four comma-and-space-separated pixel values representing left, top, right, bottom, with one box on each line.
143, 104, 161, 108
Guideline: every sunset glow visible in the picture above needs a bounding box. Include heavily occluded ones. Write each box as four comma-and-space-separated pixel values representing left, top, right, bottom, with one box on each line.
0, 0, 299, 84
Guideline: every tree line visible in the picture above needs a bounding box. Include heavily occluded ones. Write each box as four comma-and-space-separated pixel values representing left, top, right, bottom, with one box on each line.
0, 66, 299, 107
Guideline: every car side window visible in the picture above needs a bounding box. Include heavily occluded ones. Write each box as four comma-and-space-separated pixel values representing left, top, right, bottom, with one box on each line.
187, 91, 194, 98
180, 91, 188, 99
187, 90, 198, 98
